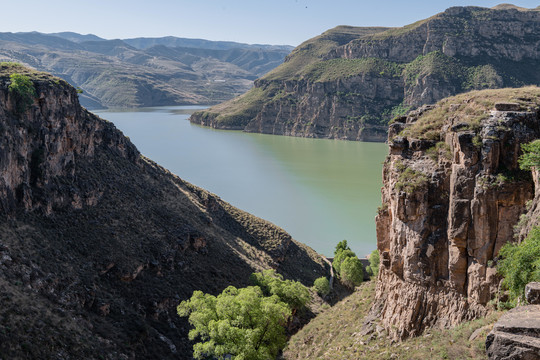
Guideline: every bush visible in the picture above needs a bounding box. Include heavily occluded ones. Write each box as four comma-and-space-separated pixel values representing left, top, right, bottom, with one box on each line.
8, 73, 36, 115
369, 249, 380, 278
340, 257, 364, 289
498, 227, 540, 305
313, 277, 330, 297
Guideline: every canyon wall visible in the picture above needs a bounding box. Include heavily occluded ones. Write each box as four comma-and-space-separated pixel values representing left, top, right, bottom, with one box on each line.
373, 87, 540, 339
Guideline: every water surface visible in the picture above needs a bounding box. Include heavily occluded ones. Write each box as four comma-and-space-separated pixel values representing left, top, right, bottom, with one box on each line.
94, 106, 388, 257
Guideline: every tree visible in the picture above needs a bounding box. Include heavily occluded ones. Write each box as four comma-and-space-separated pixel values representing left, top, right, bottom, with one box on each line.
250, 269, 310, 312
313, 276, 330, 297
498, 227, 540, 305
333, 249, 356, 275
334, 239, 350, 254
340, 257, 364, 289
8, 73, 36, 115
518, 139, 540, 171
178, 286, 291, 360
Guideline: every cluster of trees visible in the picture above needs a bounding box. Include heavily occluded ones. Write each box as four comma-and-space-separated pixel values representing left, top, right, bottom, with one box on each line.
333, 240, 364, 289
178, 269, 310, 360
497, 140, 540, 305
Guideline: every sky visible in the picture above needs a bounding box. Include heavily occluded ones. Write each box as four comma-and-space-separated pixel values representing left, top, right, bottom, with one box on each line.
4, 1, 540, 46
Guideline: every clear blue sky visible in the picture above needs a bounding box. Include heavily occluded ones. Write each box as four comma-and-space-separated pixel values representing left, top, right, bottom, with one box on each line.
6, 1, 540, 46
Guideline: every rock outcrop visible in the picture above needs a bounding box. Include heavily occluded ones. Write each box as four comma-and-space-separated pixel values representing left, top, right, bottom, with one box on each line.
191, 5, 540, 141
0, 64, 327, 359
373, 87, 540, 339
485, 305, 540, 359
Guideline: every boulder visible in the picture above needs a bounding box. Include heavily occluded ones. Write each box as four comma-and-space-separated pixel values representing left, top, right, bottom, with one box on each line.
526, 283, 540, 305
486, 305, 540, 360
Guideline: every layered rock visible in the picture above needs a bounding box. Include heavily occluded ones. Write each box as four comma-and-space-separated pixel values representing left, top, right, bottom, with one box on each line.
373, 87, 540, 339
0, 64, 327, 359
191, 5, 540, 141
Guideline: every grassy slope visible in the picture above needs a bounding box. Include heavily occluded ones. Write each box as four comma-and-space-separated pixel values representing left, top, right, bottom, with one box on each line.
283, 281, 502, 360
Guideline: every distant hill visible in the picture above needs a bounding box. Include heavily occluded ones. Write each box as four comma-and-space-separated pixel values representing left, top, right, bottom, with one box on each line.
0, 32, 293, 109
190, 5, 540, 141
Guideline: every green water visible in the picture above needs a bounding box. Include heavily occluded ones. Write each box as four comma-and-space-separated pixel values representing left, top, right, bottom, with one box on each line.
94, 106, 388, 257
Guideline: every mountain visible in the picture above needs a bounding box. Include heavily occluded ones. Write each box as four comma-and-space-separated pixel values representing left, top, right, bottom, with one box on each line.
0, 32, 293, 109
190, 5, 540, 141
0, 63, 326, 359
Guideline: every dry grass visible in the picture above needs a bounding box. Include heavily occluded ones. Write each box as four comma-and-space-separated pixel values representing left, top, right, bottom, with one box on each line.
401, 86, 540, 140
283, 281, 503, 360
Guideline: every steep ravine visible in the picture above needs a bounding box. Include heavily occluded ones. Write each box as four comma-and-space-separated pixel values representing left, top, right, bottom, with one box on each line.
373, 87, 540, 339
0, 64, 327, 359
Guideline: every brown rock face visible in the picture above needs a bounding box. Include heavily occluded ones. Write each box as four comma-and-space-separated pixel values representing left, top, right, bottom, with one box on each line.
374, 88, 540, 339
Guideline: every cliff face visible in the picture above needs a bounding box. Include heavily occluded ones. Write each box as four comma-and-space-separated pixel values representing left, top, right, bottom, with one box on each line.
0, 64, 326, 359
374, 87, 540, 339
191, 6, 540, 142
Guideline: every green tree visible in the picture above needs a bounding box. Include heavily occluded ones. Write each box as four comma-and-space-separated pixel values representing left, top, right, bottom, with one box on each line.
498, 227, 540, 305
313, 276, 330, 297
178, 286, 291, 360
334, 239, 350, 254
368, 249, 380, 277
250, 269, 310, 312
333, 249, 356, 275
518, 139, 540, 171
8, 73, 36, 114
340, 257, 364, 289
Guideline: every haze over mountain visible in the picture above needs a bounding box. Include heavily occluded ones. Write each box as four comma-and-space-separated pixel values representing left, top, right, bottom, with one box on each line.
0, 31, 293, 109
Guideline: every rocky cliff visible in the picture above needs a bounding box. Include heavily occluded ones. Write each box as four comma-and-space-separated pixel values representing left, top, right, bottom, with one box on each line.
373, 87, 540, 339
191, 5, 540, 141
0, 64, 327, 359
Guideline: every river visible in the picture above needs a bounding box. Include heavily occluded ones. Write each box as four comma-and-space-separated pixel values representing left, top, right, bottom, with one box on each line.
93, 106, 388, 257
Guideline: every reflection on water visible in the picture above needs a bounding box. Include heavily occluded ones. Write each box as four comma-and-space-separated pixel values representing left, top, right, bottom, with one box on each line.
94, 106, 388, 257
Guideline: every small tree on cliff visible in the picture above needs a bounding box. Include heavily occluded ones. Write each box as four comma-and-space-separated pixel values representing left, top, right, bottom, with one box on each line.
8, 73, 36, 115
340, 256, 364, 289
519, 139, 540, 171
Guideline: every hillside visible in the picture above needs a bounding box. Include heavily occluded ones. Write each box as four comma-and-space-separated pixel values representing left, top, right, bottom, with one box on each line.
0, 63, 326, 359
191, 5, 540, 141
0, 32, 293, 109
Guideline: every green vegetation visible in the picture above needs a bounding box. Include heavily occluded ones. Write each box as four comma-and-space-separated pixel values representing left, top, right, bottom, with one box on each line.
403, 51, 463, 87
333, 240, 363, 289
518, 139, 540, 171
303, 58, 402, 83
340, 257, 364, 289
394, 161, 428, 194
313, 277, 331, 297
498, 226, 540, 305
180, 269, 312, 359
8, 73, 36, 114
178, 286, 290, 360
250, 269, 310, 312
366, 249, 380, 277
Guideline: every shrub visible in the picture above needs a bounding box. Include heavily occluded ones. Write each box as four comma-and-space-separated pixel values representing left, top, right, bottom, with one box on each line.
369, 249, 380, 278
340, 257, 364, 289
8, 73, 36, 115
498, 226, 540, 305
313, 277, 331, 297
